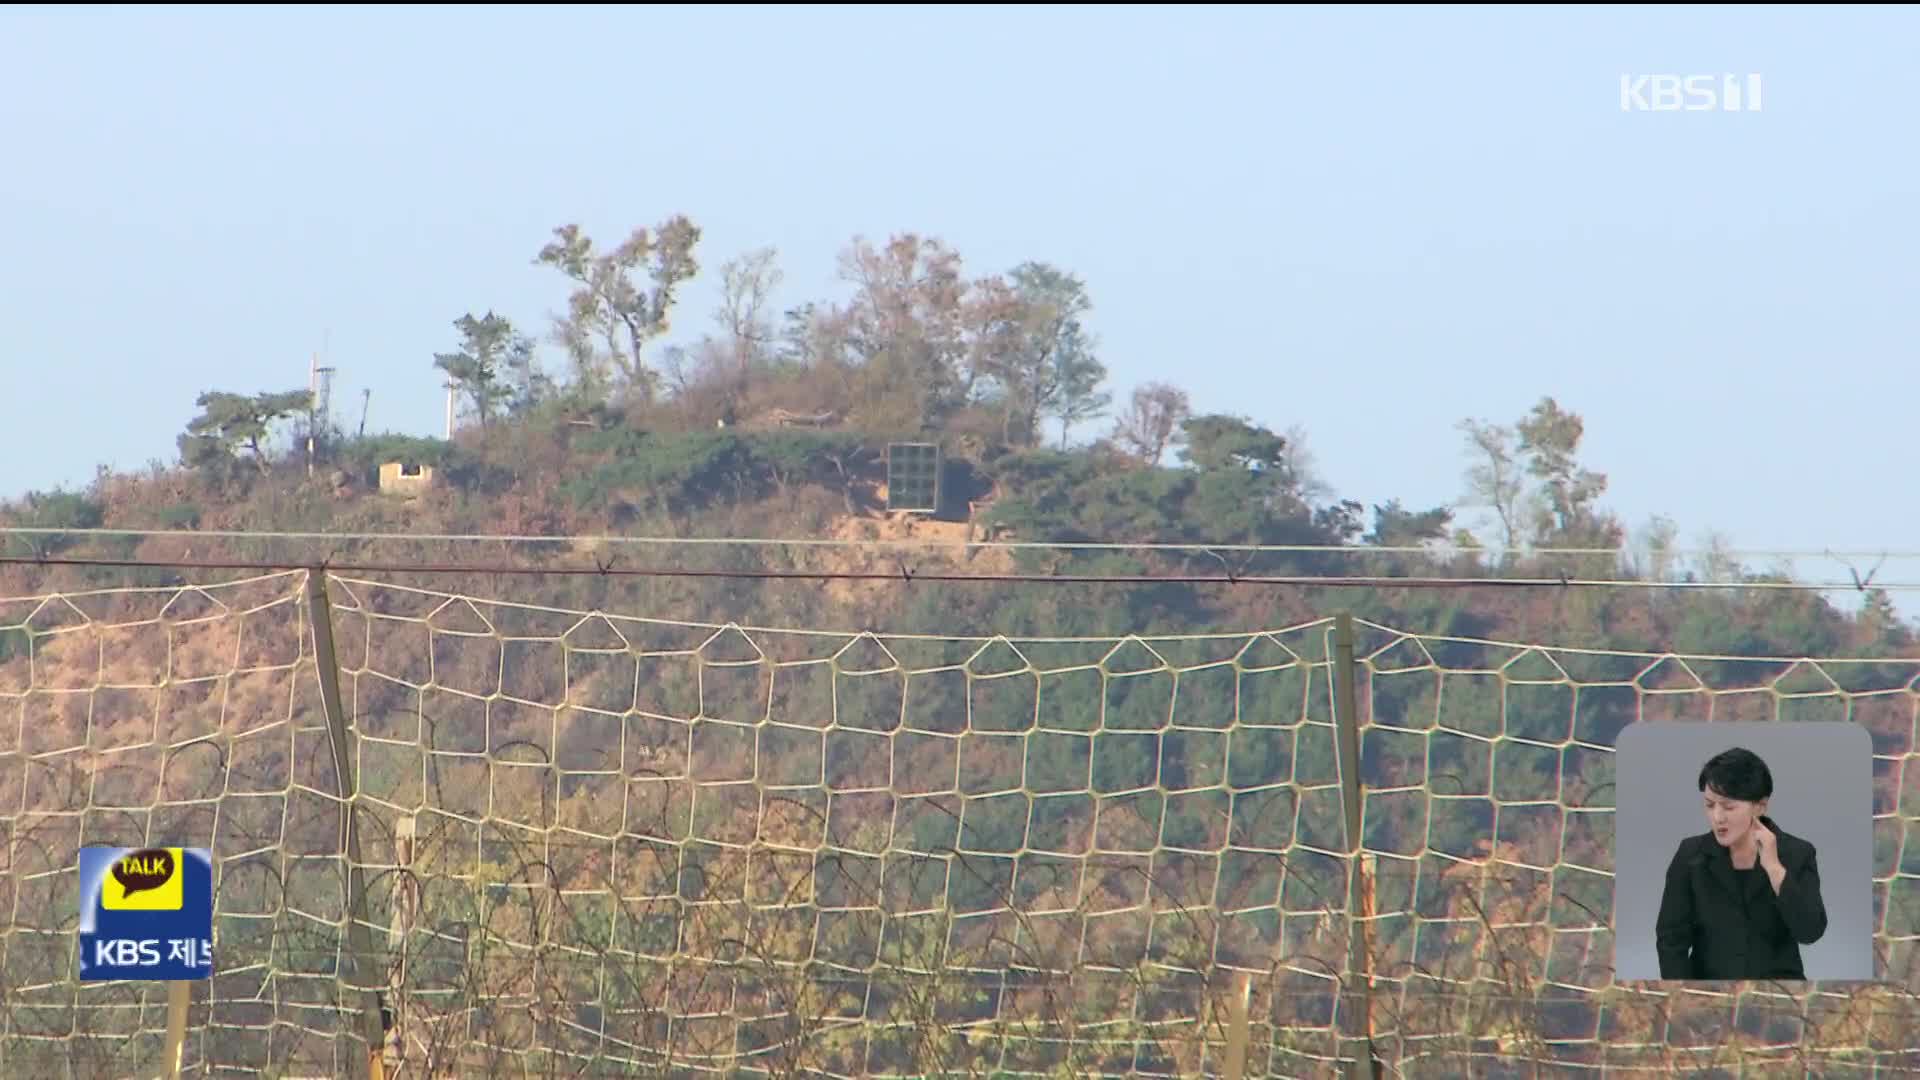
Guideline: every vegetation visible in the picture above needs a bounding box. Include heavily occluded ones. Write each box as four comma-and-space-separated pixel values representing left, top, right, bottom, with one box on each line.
0, 205, 1906, 657
1, 214, 1915, 1077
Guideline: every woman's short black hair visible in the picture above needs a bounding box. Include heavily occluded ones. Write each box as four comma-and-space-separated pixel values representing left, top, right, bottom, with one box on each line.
1698, 746, 1773, 803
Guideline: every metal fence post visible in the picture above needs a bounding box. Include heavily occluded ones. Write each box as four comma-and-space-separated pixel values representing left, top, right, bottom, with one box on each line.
1331, 613, 1378, 1079
307, 568, 389, 1080
1222, 970, 1250, 1080
386, 814, 418, 1073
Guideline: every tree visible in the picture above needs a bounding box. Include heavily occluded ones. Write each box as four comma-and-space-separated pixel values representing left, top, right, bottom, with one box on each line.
1314, 499, 1367, 544
1110, 383, 1190, 466
1695, 529, 1743, 584
178, 389, 312, 480
825, 234, 970, 430
714, 247, 783, 378
1001, 262, 1108, 449
1179, 414, 1326, 525
1368, 499, 1454, 547
776, 303, 825, 368
1051, 347, 1110, 449
1859, 588, 1909, 646
3, 489, 104, 557
1460, 398, 1620, 558
1179, 414, 1287, 473
957, 274, 1027, 424
535, 216, 702, 402
1279, 423, 1337, 505
1021, 265, 1113, 449
1515, 396, 1610, 541
434, 311, 538, 429
1627, 513, 1680, 581
800, 241, 1113, 443
1457, 418, 1526, 556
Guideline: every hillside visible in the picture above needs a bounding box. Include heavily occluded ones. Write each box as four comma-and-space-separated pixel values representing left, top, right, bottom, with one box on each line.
1, 388, 1911, 662
2, 222, 1917, 1078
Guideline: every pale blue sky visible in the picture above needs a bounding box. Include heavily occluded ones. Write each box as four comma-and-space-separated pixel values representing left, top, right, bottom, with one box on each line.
3, 6, 1915, 579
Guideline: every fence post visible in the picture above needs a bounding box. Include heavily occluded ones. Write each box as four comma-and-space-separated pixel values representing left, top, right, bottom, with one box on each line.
386, 814, 418, 1073
1331, 612, 1378, 1079
307, 568, 389, 1080
1222, 970, 1250, 1080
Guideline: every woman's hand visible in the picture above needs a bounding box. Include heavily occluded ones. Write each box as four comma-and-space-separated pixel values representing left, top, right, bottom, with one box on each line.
1754, 822, 1789, 894
1753, 822, 1782, 871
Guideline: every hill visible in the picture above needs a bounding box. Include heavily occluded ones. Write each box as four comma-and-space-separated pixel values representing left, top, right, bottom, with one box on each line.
1, 220, 1915, 1078
7, 218, 1911, 655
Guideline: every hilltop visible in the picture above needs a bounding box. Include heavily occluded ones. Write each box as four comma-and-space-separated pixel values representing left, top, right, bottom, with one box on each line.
1, 217, 1910, 659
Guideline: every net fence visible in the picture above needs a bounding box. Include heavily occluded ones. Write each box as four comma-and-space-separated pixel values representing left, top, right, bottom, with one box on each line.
0, 570, 1917, 1077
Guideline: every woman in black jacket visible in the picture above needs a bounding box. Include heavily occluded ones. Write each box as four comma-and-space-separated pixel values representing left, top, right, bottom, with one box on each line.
1654, 746, 1828, 980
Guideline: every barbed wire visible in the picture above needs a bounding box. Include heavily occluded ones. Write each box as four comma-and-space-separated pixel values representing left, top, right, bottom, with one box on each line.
0, 525, 1905, 564
3, 553, 1919, 593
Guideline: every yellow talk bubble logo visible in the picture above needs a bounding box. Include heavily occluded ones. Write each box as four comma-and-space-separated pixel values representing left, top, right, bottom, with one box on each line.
102, 848, 183, 911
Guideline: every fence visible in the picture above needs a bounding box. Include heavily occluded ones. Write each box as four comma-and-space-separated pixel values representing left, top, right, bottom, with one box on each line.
1, 569, 1918, 1078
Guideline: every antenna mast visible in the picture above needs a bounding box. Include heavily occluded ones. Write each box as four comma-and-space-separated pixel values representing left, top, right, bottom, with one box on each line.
315, 366, 335, 434
307, 352, 318, 476
306, 345, 337, 476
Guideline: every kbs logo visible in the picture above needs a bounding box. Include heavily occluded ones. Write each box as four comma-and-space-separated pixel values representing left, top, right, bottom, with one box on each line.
78, 846, 213, 981
1620, 74, 1763, 113
93, 939, 162, 967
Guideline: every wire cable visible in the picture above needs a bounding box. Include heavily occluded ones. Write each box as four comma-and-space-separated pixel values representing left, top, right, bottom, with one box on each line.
0, 525, 1906, 564
3, 553, 1918, 593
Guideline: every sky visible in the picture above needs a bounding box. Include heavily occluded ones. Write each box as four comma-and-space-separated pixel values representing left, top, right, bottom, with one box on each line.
2, 5, 1917, 595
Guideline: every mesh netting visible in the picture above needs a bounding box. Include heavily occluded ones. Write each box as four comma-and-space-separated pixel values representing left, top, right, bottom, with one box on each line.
1, 570, 1917, 1078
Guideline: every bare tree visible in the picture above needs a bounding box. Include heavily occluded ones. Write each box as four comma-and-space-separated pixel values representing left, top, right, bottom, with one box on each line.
1111, 383, 1191, 466
1697, 528, 1743, 584
1282, 423, 1335, 504
1627, 513, 1680, 582
1458, 418, 1526, 557
715, 247, 783, 376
